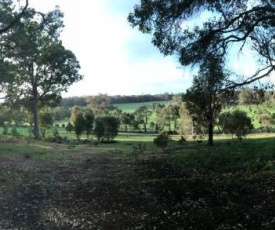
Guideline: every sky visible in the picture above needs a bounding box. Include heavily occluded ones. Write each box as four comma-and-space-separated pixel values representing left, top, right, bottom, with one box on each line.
28, 0, 193, 98
27, 0, 271, 98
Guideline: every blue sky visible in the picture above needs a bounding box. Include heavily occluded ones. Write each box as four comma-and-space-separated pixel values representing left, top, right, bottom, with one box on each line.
29, 0, 193, 97
29, 0, 272, 98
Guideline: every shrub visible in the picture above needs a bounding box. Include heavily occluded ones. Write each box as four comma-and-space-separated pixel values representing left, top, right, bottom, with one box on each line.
218, 110, 253, 141
2, 125, 8, 135
94, 116, 120, 142
11, 127, 19, 137
52, 128, 62, 143
178, 136, 186, 145
153, 132, 170, 151
65, 122, 74, 133
52, 127, 60, 138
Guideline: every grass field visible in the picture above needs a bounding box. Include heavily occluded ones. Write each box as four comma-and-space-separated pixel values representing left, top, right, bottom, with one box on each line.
114, 101, 168, 113
1, 133, 275, 229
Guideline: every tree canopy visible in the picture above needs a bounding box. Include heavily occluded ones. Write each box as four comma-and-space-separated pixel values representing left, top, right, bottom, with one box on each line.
185, 56, 226, 145
0, 0, 29, 35
128, 1, 275, 89
218, 110, 253, 141
2, 6, 82, 139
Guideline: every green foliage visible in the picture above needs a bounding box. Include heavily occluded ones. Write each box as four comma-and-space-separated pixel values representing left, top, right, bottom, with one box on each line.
69, 107, 95, 140
0, 1, 28, 37
102, 116, 120, 142
83, 109, 94, 138
94, 116, 120, 142
185, 57, 226, 145
218, 110, 253, 141
177, 103, 193, 136
65, 122, 73, 133
255, 109, 275, 132
69, 106, 81, 127
52, 128, 60, 139
67, 139, 77, 149
134, 105, 153, 133
128, 1, 275, 88
39, 112, 54, 138
153, 132, 170, 151
74, 113, 85, 141
2, 125, 8, 135
156, 104, 180, 134
121, 112, 135, 132
28, 128, 34, 138
238, 88, 255, 105
94, 118, 105, 141
3, 6, 82, 139
86, 94, 113, 117
11, 127, 19, 137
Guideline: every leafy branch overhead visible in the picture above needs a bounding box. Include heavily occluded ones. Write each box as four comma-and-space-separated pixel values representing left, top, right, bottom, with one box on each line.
0, 0, 29, 35
128, 1, 275, 88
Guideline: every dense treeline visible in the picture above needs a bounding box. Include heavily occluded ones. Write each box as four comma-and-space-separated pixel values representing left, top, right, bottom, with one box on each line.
59, 97, 87, 107
59, 93, 176, 107
59, 89, 275, 109
110, 93, 174, 104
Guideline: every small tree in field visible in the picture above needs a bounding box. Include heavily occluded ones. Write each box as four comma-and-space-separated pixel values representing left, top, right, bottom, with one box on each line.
83, 109, 94, 139
94, 116, 120, 142
218, 110, 253, 141
185, 56, 226, 146
39, 112, 54, 138
94, 118, 105, 142
65, 122, 74, 133
153, 132, 170, 152
74, 113, 85, 141
102, 116, 120, 142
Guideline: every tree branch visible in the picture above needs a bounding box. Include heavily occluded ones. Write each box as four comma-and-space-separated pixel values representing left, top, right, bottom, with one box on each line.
0, 0, 29, 35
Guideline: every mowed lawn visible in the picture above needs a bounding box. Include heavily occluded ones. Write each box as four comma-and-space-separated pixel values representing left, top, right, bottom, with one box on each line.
1, 134, 275, 229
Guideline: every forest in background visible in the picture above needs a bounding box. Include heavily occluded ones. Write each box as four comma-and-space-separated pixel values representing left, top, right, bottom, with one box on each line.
59, 93, 177, 107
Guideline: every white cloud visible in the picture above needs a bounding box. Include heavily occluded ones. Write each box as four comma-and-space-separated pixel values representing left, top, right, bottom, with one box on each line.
28, 0, 188, 97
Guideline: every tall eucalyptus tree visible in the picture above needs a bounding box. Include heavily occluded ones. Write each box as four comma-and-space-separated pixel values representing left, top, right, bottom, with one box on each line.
3, 7, 82, 138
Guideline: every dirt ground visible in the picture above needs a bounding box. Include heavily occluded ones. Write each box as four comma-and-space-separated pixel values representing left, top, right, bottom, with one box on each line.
1, 142, 275, 229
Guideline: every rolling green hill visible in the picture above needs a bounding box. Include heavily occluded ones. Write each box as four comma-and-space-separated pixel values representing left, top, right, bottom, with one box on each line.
114, 101, 168, 113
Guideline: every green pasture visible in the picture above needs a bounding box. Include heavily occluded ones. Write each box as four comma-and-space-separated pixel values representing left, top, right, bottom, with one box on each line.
114, 101, 167, 113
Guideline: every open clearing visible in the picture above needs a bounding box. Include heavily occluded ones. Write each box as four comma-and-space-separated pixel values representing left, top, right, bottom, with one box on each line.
1, 136, 275, 229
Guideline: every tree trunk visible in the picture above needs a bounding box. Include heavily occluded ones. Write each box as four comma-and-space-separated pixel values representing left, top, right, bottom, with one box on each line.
208, 121, 214, 146
155, 124, 158, 133
32, 86, 40, 139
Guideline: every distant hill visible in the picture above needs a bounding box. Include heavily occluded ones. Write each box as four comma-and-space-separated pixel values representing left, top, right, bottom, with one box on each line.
59, 93, 181, 107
